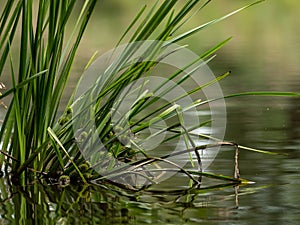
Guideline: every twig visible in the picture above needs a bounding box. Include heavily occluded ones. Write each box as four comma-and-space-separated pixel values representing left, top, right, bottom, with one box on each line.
234, 144, 240, 179
0, 150, 19, 162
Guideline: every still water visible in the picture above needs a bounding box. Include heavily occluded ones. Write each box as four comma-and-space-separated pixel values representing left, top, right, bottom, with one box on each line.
1, 1, 300, 224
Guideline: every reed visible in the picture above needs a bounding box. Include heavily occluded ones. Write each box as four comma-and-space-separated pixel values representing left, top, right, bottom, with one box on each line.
0, 0, 98, 183
1, 0, 288, 188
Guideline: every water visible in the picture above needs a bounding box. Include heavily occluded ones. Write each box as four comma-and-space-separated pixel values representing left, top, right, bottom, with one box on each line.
1, 1, 300, 224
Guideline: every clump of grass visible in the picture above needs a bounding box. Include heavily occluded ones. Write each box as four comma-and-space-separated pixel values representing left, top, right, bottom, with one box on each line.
1, 0, 292, 189
0, 0, 98, 184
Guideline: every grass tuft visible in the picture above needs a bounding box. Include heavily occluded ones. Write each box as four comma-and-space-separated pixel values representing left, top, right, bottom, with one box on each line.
0, 0, 289, 190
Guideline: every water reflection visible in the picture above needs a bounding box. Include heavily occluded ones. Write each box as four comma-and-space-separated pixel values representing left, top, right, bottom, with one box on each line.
1, 144, 299, 225
0, 176, 243, 224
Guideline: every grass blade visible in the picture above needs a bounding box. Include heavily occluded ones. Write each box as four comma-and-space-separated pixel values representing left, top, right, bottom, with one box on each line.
47, 127, 87, 184
169, 0, 265, 43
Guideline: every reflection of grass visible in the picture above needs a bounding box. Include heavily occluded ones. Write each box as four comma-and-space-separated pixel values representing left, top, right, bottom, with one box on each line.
0, 0, 288, 191
0, 179, 248, 224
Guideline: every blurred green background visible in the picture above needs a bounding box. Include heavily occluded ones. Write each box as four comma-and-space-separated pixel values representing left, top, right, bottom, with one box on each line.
73, 0, 300, 94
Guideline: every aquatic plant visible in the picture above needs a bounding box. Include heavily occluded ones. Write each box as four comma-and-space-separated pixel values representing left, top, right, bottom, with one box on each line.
2, 0, 296, 189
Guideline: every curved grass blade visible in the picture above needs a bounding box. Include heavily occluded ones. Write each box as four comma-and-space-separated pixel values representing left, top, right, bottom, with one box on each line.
0, 70, 48, 99
170, 0, 212, 36
197, 133, 287, 156
169, 0, 265, 43
224, 91, 300, 98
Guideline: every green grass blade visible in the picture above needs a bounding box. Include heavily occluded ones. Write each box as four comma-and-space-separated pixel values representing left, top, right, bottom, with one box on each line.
169, 0, 265, 43
115, 4, 147, 47
48, 132, 65, 170
224, 91, 300, 98
175, 106, 196, 168
47, 127, 87, 184
0, 70, 47, 99
187, 170, 241, 183
197, 91, 300, 109
170, 0, 211, 36
197, 133, 286, 156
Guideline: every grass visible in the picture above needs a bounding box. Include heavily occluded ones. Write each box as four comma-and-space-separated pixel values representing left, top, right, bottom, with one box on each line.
0, 0, 98, 183
1, 0, 297, 189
